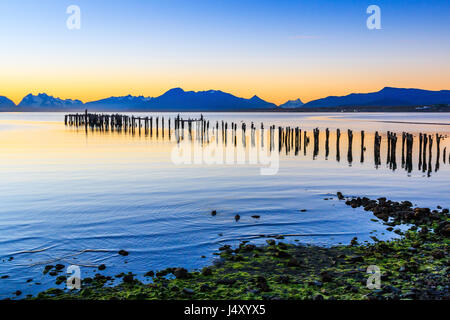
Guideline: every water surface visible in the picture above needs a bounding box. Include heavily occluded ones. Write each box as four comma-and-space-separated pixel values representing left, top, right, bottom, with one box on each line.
0, 112, 449, 299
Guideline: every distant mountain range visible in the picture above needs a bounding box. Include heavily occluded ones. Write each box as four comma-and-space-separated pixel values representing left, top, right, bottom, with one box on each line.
301, 87, 450, 108
1, 87, 449, 112
85, 88, 277, 111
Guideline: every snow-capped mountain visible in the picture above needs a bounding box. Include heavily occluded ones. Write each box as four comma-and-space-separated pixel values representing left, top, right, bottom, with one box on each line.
18, 93, 83, 110
279, 98, 304, 108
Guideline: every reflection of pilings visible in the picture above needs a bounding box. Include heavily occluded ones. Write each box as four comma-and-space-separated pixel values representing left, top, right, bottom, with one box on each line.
387, 132, 397, 170
418, 133, 423, 170
156, 117, 159, 138
374, 131, 381, 168
150, 117, 153, 136
66, 114, 448, 176
422, 134, 428, 172
251, 122, 255, 147
278, 126, 282, 153
347, 129, 353, 165
435, 134, 442, 172
404, 133, 413, 173
261, 123, 264, 148
386, 131, 391, 164
241, 122, 246, 147
303, 130, 309, 156
313, 128, 319, 159
401, 132, 406, 168
269, 125, 275, 152
360, 130, 365, 163
336, 129, 341, 162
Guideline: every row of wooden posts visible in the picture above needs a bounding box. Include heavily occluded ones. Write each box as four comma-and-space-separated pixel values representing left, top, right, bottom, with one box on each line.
65, 111, 447, 172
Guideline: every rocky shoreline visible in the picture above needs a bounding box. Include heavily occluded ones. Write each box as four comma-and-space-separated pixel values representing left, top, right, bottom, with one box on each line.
27, 194, 450, 300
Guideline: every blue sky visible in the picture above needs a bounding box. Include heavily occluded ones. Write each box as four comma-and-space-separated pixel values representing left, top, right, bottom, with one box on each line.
0, 0, 449, 104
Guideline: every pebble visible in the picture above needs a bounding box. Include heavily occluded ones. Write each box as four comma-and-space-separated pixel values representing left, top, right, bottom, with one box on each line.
183, 288, 194, 294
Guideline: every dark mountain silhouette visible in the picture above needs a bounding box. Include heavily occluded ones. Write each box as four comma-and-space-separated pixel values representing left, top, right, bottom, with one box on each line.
17, 93, 83, 111
86, 88, 277, 111
279, 98, 304, 108
85, 94, 152, 111
0, 96, 16, 110
302, 87, 450, 108
1, 87, 449, 112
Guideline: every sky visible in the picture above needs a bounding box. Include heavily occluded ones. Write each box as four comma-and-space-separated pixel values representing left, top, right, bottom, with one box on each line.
0, 0, 449, 105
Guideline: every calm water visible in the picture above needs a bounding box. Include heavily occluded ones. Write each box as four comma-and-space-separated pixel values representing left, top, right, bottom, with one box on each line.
0, 112, 449, 299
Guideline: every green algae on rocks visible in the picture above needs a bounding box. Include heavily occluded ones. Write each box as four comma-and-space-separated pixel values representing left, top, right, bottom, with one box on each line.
32, 194, 449, 300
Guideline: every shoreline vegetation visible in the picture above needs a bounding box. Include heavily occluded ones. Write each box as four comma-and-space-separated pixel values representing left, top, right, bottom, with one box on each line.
26, 194, 450, 300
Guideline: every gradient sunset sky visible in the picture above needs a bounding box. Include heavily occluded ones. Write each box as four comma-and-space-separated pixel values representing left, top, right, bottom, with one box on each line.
0, 0, 449, 105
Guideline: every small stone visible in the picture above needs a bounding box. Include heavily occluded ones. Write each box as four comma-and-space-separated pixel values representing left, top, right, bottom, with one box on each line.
15, 290, 22, 296
202, 267, 212, 276
200, 284, 212, 292
436, 221, 450, 237
217, 278, 237, 285
348, 255, 364, 263
122, 274, 134, 283
173, 268, 189, 279
55, 264, 65, 271
310, 281, 323, 287
144, 271, 154, 277
43, 265, 54, 274
287, 258, 300, 267
183, 288, 194, 294
55, 275, 67, 285
98, 264, 106, 271
320, 271, 332, 282
118, 250, 129, 256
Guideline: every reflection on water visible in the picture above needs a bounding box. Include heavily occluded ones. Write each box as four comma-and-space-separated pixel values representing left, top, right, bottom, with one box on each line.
66, 112, 450, 177
0, 112, 450, 299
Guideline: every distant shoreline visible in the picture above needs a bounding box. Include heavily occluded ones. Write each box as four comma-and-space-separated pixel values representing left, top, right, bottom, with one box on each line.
2, 109, 450, 113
